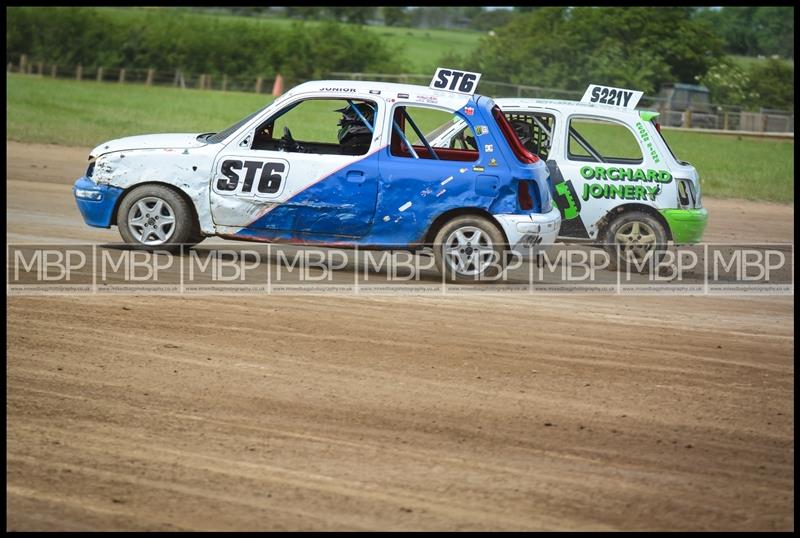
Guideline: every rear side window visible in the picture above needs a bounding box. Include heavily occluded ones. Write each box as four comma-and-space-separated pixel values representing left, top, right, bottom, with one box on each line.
567, 118, 643, 164
492, 105, 538, 164
390, 105, 478, 162
504, 112, 555, 160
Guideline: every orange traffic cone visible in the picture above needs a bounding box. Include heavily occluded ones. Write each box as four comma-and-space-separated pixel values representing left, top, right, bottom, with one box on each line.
271, 74, 284, 97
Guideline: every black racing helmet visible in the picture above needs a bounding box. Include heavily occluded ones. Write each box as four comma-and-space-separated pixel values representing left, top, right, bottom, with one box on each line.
336, 102, 375, 144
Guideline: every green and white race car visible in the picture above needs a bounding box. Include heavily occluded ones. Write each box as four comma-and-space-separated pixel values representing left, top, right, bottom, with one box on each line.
429, 84, 708, 269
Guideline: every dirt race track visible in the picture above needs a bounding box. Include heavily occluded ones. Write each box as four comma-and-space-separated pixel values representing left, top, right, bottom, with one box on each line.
6, 142, 795, 531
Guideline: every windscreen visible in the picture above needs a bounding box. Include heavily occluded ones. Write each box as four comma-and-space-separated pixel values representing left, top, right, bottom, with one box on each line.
205, 109, 264, 144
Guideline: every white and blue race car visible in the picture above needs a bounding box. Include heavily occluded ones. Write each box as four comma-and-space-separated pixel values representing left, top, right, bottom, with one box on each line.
73, 68, 561, 281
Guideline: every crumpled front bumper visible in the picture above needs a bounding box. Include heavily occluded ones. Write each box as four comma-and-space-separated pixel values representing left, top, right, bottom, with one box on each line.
73, 176, 124, 228
494, 206, 562, 259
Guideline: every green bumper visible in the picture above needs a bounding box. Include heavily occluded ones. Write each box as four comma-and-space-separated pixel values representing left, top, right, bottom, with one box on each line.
661, 208, 708, 244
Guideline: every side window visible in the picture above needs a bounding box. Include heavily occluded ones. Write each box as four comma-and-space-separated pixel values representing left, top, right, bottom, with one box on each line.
390, 105, 478, 162
504, 112, 555, 160
427, 120, 477, 152
567, 117, 643, 164
251, 98, 377, 156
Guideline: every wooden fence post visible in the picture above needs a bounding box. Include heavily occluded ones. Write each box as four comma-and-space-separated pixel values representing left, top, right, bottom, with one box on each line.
7, 62, 13, 73
205, 74, 211, 90
146, 68, 154, 86
19, 54, 28, 73
76, 64, 83, 81
96, 67, 103, 82
27, 63, 33, 75
51, 64, 57, 78
255, 77, 263, 94
119, 68, 126, 84
761, 113, 768, 132
222, 74, 228, 92
723, 111, 729, 131
197, 74, 205, 89
174, 69, 180, 87
683, 109, 692, 129
37, 62, 43, 76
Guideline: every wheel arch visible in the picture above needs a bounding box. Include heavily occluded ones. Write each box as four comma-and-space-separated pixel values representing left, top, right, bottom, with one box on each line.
596, 203, 672, 242
422, 207, 509, 246
113, 181, 201, 231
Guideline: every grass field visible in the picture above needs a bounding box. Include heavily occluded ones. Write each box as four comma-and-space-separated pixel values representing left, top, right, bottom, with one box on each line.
730, 54, 794, 71
7, 74, 793, 203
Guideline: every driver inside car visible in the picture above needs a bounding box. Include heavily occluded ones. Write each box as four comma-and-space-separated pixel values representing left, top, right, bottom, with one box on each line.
336, 102, 375, 155
510, 119, 538, 155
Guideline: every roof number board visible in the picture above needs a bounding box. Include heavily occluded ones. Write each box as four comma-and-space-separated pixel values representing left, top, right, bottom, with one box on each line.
581, 84, 643, 109
430, 68, 482, 95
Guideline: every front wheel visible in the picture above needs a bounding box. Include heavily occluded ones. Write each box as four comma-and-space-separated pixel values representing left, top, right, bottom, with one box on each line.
602, 211, 668, 272
117, 184, 198, 252
433, 215, 507, 282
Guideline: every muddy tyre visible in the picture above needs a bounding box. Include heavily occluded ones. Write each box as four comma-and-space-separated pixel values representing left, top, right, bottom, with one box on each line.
603, 211, 668, 272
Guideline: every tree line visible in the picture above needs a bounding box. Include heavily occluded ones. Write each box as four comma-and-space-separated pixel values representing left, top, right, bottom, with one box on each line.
6, 7, 793, 110
5, 7, 400, 85
459, 7, 793, 110
218, 6, 794, 60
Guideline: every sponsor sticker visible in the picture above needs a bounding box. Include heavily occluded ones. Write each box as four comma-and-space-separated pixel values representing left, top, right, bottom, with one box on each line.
484, 144, 493, 152
475, 125, 489, 135
489, 158, 498, 167
473, 165, 485, 172
398, 93, 410, 99
464, 106, 474, 116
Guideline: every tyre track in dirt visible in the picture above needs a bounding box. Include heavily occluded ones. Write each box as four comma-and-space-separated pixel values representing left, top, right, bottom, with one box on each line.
6, 142, 795, 530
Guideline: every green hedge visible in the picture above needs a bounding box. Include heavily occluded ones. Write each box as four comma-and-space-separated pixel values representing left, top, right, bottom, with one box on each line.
6, 7, 402, 84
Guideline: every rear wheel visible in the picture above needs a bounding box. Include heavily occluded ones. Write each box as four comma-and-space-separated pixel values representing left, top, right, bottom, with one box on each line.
433, 215, 507, 282
602, 211, 668, 272
117, 184, 198, 252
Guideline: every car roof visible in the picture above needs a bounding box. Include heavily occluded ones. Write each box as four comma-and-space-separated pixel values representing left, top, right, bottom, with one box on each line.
282, 79, 477, 111
493, 97, 646, 118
